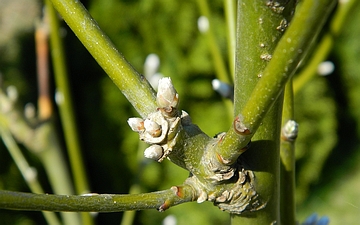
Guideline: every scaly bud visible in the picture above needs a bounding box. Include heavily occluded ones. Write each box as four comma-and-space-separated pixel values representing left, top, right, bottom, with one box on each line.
127, 117, 145, 132
144, 145, 164, 160
144, 119, 162, 137
156, 77, 179, 109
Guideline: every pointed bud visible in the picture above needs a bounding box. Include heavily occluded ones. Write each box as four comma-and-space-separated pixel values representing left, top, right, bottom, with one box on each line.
127, 117, 145, 132
156, 77, 179, 109
144, 119, 162, 137
144, 145, 164, 160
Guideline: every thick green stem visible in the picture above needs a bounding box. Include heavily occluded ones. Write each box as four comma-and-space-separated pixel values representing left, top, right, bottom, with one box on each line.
0, 185, 195, 212
217, 0, 336, 164
49, 0, 157, 118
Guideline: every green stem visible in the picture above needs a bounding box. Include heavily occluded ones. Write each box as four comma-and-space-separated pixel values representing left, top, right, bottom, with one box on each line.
293, 0, 357, 94
0, 126, 61, 225
280, 80, 296, 225
0, 186, 195, 212
49, 0, 157, 118
224, 0, 236, 79
217, 0, 337, 164
120, 184, 141, 225
46, 0, 90, 196
0, 90, 80, 224
196, 0, 232, 83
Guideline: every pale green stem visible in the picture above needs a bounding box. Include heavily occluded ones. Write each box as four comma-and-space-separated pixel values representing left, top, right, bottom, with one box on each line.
120, 141, 147, 225
46, 0, 90, 197
293, 0, 357, 94
0, 186, 195, 212
196, 0, 232, 84
0, 88, 80, 224
197, 0, 233, 123
120, 185, 141, 225
0, 126, 60, 225
224, 0, 236, 79
49, 0, 157, 118
217, 0, 337, 164
280, 80, 296, 225
35, 124, 81, 225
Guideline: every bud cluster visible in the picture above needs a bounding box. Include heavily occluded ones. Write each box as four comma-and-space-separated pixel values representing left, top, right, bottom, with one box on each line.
128, 77, 187, 162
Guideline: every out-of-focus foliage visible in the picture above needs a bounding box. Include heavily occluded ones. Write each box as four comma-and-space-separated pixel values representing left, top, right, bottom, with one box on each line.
0, 0, 360, 224
295, 2, 360, 224
294, 77, 337, 203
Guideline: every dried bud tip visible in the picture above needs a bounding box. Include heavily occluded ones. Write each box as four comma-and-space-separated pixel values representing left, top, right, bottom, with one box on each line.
144, 145, 164, 160
197, 191, 208, 203
156, 77, 179, 109
144, 119, 162, 137
234, 115, 251, 135
127, 117, 144, 132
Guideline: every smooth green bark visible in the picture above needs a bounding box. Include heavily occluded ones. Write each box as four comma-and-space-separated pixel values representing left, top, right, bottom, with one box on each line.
0, 186, 194, 212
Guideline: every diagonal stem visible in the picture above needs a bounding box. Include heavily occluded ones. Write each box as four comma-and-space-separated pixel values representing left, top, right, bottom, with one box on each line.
49, 0, 157, 118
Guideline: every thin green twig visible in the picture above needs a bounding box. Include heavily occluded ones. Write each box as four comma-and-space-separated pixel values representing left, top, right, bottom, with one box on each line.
293, 0, 357, 94
0, 126, 60, 225
224, 0, 236, 79
0, 186, 195, 212
196, 0, 232, 84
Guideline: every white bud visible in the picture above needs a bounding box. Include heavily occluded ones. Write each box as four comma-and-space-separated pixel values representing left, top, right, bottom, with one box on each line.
212, 79, 233, 99
148, 72, 163, 90
55, 90, 64, 106
144, 53, 160, 78
127, 117, 145, 132
24, 167, 37, 183
24, 103, 36, 119
317, 61, 334, 76
144, 145, 163, 160
156, 77, 179, 109
197, 16, 209, 33
162, 215, 177, 225
144, 119, 162, 137
282, 120, 298, 141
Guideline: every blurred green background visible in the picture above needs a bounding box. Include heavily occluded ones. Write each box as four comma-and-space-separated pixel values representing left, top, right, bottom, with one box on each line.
0, 0, 360, 224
